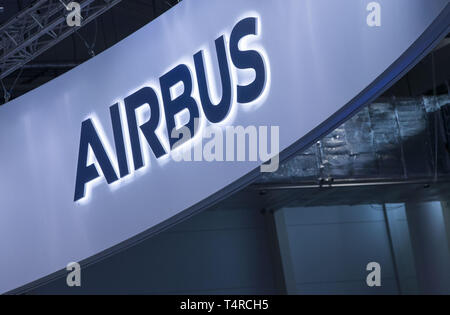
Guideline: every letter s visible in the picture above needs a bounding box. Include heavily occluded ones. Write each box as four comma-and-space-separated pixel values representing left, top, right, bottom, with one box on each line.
230, 17, 266, 104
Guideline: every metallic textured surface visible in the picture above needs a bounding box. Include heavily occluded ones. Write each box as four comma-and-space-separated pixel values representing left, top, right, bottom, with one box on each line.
259, 95, 450, 185
214, 95, 450, 209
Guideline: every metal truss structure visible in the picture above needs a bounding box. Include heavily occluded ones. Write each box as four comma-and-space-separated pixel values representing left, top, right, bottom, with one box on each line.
0, 0, 122, 80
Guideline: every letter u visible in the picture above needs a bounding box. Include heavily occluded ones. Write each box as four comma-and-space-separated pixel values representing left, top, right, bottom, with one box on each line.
194, 35, 232, 123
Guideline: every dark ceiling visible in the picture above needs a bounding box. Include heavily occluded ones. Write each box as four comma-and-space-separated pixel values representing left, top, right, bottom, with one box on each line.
0, 0, 180, 105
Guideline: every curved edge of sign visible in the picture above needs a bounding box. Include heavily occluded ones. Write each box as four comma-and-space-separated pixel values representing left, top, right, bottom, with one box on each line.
7, 3, 450, 295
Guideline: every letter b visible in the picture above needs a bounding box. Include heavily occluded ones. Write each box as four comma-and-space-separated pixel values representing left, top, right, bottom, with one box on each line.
160, 64, 200, 149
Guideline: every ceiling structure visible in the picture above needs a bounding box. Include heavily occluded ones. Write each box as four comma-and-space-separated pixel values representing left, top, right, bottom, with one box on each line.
0, 0, 181, 104
229, 95, 450, 210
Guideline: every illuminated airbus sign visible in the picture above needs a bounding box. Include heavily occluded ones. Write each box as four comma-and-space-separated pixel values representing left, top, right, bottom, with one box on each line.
0, 0, 448, 294
74, 17, 269, 202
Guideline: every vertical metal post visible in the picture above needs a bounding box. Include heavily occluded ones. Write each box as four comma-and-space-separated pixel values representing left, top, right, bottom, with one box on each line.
405, 201, 450, 294
264, 209, 297, 294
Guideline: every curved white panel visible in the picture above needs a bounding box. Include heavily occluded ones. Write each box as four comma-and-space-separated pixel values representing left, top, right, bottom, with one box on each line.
0, 0, 448, 293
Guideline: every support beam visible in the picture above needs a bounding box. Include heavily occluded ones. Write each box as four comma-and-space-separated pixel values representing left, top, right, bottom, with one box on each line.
440, 201, 450, 254
405, 201, 450, 294
0, 0, 122, 80
264, 209, 296, 294
384, 204, 420, 294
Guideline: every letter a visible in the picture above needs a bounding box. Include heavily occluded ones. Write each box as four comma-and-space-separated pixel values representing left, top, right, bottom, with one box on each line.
366, 262, 381, 287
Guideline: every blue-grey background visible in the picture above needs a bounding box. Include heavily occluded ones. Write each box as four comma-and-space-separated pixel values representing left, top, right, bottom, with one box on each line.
0, 0, 448, 293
